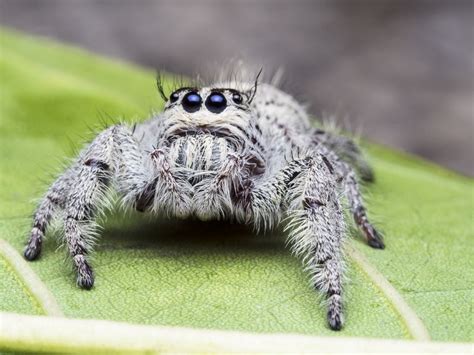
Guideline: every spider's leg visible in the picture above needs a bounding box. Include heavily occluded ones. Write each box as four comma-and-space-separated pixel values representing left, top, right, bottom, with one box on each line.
25, 123, 154, 261
247, 156, 346, 330
60, 127, 127, 289
316, 145, 385, 249
26, 126, 152, 288
63, 161, 110, 289
25, 171, 72, 260
65, 126, 161, 288
245, 160, 305, 230
344, 168, 384, 249
284, 155, 346, 330
313, 129, 374, 182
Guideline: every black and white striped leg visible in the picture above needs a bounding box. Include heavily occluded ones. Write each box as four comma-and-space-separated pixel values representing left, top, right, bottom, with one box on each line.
345, 170, 385, 249
246, 156, 346, 330
25, 169, 75, 260
63, 156, 111, 289
285, 156, 346, 330
25, 125, 152, 288
315, 145, 384, 249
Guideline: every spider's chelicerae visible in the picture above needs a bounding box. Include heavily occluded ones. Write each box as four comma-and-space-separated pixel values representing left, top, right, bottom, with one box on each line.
24, 72, 384, 330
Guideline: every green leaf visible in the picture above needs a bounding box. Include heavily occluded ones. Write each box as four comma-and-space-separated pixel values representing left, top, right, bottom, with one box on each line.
0, 28, 472, 352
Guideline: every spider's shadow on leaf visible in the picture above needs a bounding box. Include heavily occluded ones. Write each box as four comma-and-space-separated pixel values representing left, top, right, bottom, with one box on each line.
97, 211, 287, 256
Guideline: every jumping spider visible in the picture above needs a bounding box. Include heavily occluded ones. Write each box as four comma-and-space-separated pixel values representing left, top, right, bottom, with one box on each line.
24, 73, 384, 330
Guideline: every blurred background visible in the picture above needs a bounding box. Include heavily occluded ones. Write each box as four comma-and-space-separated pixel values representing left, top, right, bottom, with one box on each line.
1, 0, 472, 175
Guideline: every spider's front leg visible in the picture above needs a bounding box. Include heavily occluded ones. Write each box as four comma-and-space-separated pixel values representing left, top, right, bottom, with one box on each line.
25, 125, 150, 288
286, 156, 346, 330
249, 156, 346, 330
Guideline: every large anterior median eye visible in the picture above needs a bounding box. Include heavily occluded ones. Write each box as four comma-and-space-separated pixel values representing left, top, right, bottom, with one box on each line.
205, 92, 227, 114
182, 92, 202, 112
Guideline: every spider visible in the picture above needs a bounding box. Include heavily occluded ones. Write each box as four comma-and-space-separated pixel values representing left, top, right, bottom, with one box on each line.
24, 72, 384, 330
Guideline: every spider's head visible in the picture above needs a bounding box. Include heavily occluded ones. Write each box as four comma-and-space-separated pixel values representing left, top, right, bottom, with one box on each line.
155, 72, 265, 175
159, 83, 260, 150
155, 70, 262, 146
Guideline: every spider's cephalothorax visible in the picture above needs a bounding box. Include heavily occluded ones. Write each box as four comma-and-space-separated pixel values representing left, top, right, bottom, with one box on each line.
24, 74, 384, 330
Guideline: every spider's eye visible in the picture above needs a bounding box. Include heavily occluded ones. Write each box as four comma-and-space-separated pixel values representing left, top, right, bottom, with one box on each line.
182, 92, 202, 113
169, 92, 179, 103
205, 92, 227, 114
232, 92, 243, 105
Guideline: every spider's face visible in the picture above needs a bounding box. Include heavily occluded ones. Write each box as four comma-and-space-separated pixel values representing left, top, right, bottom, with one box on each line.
162, 86, 255, 147
160, 84, 265, 174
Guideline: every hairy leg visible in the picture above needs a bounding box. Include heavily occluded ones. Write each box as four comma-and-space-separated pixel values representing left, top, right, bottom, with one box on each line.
247, 155, 346, 330
63, 157, 111, 289
285, 155, 346, 330
244, 159, 306, 229
313, 128, 374, 182
25, 125, 152, 288
315, 144, 385, 249
344, 169, 384, 249
24, 166, 77, 260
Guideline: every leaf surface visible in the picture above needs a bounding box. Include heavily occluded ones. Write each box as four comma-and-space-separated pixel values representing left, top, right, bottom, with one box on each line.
0, 29, 472, 350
